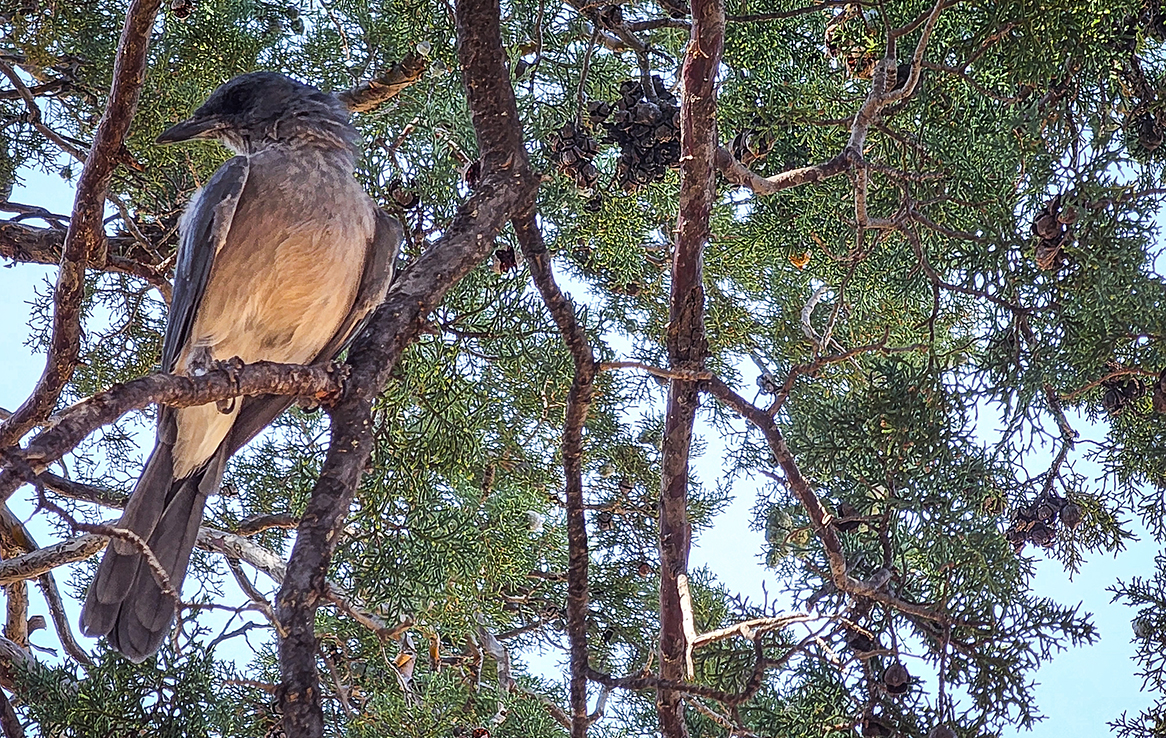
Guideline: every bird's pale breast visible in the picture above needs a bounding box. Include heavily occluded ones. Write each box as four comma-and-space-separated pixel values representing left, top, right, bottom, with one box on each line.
171, 148, 376, 476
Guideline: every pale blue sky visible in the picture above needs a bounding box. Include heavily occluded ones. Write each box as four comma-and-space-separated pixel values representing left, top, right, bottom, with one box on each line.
0, 165, 1160, 734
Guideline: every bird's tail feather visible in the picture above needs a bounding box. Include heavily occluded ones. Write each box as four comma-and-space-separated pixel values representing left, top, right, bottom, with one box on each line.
80, 440, 225, 663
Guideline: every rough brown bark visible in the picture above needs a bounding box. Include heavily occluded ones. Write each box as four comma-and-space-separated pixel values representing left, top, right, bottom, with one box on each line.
0, 361, 343, 501
0, 0, 163, 449
515, 213, 595, 736
0, 222, 171, 301
656, 1, 723, 735
337, 50, 429, 113
273, 0, 537, 733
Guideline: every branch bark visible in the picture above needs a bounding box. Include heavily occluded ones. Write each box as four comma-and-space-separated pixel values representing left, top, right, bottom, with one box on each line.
656, 2, 723, 734
0, 534, 106, 586
0, 0, 163, 449
514, 213, 595, 736
0, 221, 172, 301
0, 361, 343, 501
336, 49, 429, 113
274, 0, 538, 733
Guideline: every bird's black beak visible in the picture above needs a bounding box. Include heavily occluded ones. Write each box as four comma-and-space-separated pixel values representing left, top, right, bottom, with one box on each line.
156, 116, 223, 144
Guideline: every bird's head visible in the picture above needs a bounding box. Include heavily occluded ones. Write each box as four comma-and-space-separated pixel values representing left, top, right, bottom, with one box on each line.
157, 72, 354, 154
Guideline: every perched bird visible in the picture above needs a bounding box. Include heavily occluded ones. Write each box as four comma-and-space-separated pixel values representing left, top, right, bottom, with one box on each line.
80, 72, 402, 662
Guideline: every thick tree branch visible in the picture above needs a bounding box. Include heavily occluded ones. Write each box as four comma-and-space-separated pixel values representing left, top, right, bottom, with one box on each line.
0, 222, 172, 302
656, 2, 723, 735
337, 48, 429, 113
0, 77, 73, 101
0, 0, 164, 449
514, 212, 595, 736
0, 534, 106, 586
274, 0, 538, 732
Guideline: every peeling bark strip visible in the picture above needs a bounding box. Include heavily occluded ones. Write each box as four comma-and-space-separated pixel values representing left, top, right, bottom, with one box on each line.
514, 213, 596, 737
657, 2, 724, 735
0, 361, 342, 502
0, 0, 163, 449
274, 0, 537, 734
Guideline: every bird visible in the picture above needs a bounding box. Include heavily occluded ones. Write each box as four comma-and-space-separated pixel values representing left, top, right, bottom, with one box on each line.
80, 72, 402, 662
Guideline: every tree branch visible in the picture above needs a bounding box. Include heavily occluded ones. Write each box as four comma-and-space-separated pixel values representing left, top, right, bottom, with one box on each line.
0, 62, 87, 162
655, 2, 723, 735
0, 534, 106, 586
36, 570, 93, 667
691, 613, 814, 649
514, 212, 595, 736
0, 0, 164, 449
715, 147, 853, 195
0, 221, 172, 302
274, 0, 538, 732
715, 0, 950, 198
0, 361, 344, 501
336, 48, 429, 113
703, 377, 951, 624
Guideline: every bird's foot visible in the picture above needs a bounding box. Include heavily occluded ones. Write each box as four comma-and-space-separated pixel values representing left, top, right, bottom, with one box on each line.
213, 356, 246, 414
312, 361, 351, 409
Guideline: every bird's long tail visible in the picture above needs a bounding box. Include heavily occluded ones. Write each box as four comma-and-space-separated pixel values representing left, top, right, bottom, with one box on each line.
80, 439, 225, 663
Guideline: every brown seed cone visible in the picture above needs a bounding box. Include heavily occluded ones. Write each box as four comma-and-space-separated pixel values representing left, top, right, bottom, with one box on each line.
883, 661, 911, 694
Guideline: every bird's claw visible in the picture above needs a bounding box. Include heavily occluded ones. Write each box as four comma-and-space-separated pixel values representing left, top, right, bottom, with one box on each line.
214, 356, 246, 414
314, 361, 351, 409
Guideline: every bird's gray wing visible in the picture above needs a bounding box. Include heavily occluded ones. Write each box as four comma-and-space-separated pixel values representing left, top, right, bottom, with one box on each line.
161, 156, 250, 373
224, 209, 404, 455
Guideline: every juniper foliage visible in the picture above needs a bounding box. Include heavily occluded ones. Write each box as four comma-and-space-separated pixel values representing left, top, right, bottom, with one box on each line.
2, 0, 1166, 735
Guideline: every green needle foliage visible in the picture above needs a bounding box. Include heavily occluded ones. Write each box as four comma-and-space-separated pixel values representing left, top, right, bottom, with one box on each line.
4, 0, 1166, 735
